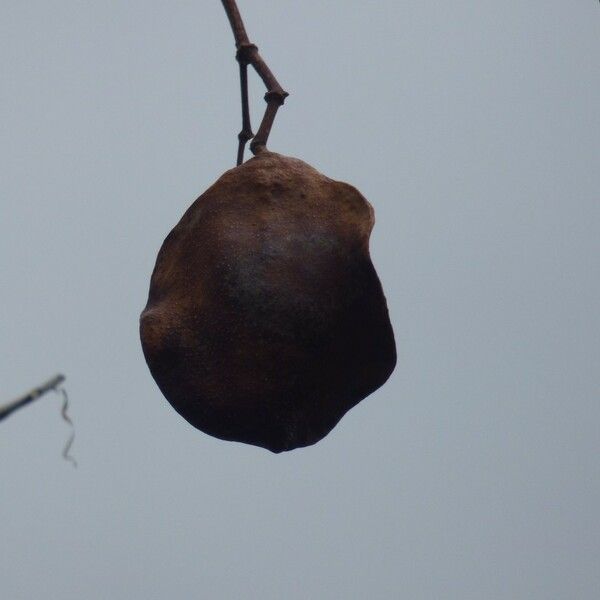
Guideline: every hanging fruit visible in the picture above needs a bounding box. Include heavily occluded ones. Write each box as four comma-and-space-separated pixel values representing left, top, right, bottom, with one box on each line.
140, 0, 396, 452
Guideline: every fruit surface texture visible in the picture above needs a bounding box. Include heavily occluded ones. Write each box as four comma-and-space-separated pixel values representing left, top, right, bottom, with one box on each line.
140, 152, 396, 452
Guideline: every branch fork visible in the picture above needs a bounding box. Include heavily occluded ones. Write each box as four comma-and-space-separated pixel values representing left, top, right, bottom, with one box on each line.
222, 0, 289, 165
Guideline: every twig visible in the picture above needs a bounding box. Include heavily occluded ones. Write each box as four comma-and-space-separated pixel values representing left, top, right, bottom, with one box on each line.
0, 374, 65, 423
221, 0, 289, 164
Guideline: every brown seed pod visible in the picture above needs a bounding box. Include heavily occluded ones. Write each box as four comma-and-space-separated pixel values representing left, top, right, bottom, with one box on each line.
140, 152, 396, 452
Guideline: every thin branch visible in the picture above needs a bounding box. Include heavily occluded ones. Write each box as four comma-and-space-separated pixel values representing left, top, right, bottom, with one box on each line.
0, 374, 65, 423
221, 0, 289, 164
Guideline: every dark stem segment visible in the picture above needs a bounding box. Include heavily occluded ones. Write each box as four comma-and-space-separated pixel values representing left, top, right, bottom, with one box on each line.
221, 0, 289, 164
0, 374, 66, 423
251, 95, 282, 155
236, 56, 253, 166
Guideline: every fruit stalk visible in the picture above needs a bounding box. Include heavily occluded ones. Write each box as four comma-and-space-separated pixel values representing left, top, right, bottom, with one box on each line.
221, 0, 289, 164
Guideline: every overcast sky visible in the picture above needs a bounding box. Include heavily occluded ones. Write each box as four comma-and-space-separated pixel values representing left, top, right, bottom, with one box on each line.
1, 1, 599, 598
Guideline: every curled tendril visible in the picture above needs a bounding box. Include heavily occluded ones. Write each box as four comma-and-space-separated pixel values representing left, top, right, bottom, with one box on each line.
57, 387, 77, 468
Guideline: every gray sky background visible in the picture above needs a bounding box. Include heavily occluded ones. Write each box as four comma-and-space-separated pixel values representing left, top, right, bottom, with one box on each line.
1, 1, 599, 598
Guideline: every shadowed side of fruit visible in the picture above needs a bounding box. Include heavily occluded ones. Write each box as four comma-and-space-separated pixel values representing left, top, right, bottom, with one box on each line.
140, 152, 396, 452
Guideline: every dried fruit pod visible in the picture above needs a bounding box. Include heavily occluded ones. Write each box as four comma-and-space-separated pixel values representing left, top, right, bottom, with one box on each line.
140, 152, 395, 452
